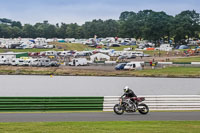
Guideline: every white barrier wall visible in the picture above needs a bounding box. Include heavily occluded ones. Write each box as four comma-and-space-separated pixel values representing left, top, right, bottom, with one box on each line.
191, 62, 200, 65
103, 95, 200, 111
157, 62, 173, 65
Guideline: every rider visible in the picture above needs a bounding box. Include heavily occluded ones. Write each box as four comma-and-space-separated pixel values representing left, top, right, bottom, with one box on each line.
121, 86, 137, 108
122, 86, 137, 98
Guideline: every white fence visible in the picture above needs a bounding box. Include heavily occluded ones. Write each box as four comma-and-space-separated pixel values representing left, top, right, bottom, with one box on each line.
103, 95, 200, 111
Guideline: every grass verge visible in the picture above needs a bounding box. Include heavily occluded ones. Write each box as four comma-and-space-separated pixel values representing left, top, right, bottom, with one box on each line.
132, 66, 200, 77
0, 48, 60, 53
172, 56, 200, 62
0, 121, 200, 133
49, 42, 94, 51
0, 66, 200, 78
0, 110, 200, 114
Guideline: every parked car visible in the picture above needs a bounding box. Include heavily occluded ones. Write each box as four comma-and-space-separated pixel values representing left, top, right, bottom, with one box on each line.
124, 62, 143, 70
117, 55, 127, 60
37, 58, 51, 67
10, 59, 18, 66
38, 52, 46, 56
46, 61, 60, 67
17, 59, 25, 66
115, 63, 127, 70
127, 54, 136, 59
69, 58, 88, 66
0, 58, 9, 65
23, 59, 31, 66
143, 54, 150, 57
29, 52, 39, 56
137, 53, 150, 57
30, 59, 39, 66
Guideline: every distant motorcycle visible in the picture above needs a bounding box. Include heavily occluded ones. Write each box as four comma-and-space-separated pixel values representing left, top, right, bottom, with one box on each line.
113, 97, 149, 115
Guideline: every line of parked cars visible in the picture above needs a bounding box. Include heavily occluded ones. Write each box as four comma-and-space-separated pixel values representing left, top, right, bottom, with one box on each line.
115, 62, 143, 70
0, 57, 60, 67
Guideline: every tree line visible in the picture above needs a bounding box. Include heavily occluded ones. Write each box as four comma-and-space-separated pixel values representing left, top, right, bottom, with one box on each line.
0, 10, 200, 44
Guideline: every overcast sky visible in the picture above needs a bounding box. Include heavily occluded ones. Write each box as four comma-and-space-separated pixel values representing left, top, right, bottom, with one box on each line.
0, 0, 199, 25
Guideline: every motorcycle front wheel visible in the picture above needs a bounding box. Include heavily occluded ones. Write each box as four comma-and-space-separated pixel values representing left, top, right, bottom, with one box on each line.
138, 103, 149, 115
113, 104, 124, 115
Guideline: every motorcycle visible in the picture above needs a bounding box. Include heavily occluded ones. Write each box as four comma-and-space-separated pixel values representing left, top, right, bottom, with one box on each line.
113, 97, 149, 115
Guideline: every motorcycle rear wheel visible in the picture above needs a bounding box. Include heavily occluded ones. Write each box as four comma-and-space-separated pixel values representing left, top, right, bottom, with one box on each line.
138, 103, 149, 115
113, 104, 124, 115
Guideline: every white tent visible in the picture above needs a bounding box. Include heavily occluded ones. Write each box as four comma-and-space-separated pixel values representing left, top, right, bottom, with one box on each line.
90, 53, 110, 62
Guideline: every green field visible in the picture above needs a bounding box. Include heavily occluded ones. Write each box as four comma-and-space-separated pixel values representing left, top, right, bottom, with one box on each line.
0, 121, 199, 133
132, 66, 200, 77
0, 43, 94, 53
0, 43, 197, 56
172, 57, 200, 62
109, 45, 137, 51
1, 66, 200, 78
0, 48, 60, 53
143, 50, 167, 56
49, 42, 94, 51
52, 42, 138, 51
0, 43, 137, 53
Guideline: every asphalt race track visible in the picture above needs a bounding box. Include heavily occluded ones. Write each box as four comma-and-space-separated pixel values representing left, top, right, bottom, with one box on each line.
0, 112, 200, 122
1, 75, 200, 96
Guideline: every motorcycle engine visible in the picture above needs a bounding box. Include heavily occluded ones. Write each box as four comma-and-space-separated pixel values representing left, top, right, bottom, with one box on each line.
126, 100, 136, 111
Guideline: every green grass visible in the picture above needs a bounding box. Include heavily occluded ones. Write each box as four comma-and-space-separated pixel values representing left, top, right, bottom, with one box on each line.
0, 110, 199, 114
0, 42, 94, 53
109, 45, 137, 51
1, 66, 200, 77
0, 43, 138, 53
54, 42, 137, 51
64, 43, 94, 51
143, 50, 167, 56
172, 57, 200, 62
0, 49, 5, 53
50, 42, 94, 51
132, 67, 200, 77
0, 121, 199, 133
0, 48, 60, 53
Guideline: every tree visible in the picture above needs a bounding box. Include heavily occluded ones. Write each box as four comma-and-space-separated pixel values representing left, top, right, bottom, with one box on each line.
82, 19, 119, 38
66, 23, 80, 38
57, 23, 68, 38
119, 11, 137, 21
34, 21, 58, 38
0, 18, 12, 24
143, 11, 174, 45
103, 19, 119, 37
119, 10, 174, 44
10, 26, 22, 38
0, 10, 199, 41
172, 10, 200, 44
0, 24, 13, 38
11, 21, 22, 29
22, 24, 36, 38
46, 25, 57, 38
119, 15, 142, 38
